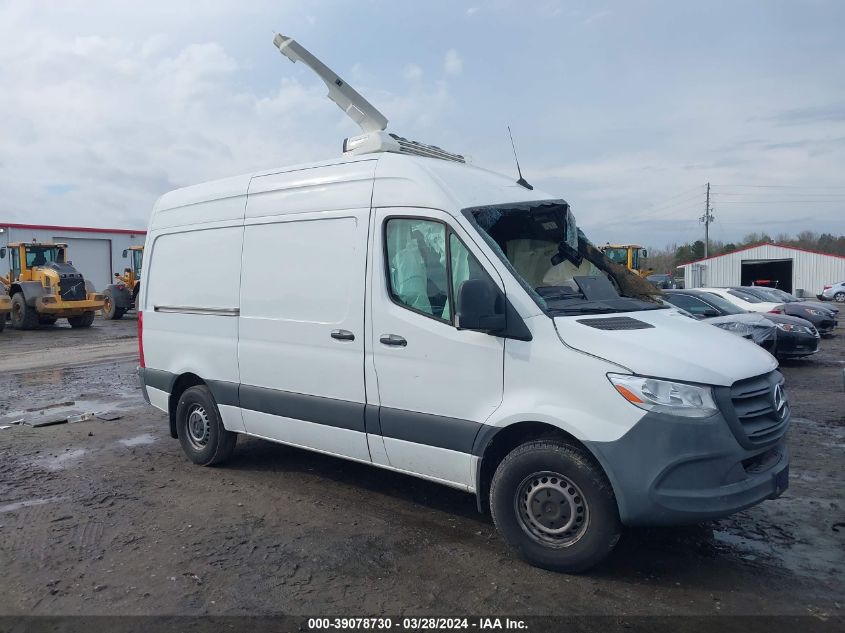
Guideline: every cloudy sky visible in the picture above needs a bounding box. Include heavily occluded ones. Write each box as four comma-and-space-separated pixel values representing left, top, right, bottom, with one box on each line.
2, 0, 844, 248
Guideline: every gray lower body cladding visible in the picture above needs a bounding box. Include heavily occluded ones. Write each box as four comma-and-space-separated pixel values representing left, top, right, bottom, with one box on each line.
140, 369, 790, 526
585, 410, 789, 526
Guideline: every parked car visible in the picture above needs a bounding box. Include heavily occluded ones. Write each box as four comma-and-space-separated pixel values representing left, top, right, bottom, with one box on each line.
700, 287, 784, 314
820, 280, 845, 303
664, 289, 819, 358
737, 286, 838, 336
659, 294, 776, 349
646, 273, 675, 289
137, 33, 791, 573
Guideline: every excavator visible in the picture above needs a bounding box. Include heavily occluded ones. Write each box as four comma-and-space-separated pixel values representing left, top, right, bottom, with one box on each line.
0, 241, 105, 329
102, 245, 143, 320
599, 244, 653, 277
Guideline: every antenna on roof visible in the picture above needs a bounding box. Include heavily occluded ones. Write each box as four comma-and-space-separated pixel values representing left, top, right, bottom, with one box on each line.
507, 126, 533, 190
272, 33, 465, 163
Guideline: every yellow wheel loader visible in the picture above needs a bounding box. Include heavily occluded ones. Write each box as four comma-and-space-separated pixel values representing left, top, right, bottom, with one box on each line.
0, 242, 105, 330
0, 283, 10, 332
599, 243, 653, 277
103, 246, 143, 320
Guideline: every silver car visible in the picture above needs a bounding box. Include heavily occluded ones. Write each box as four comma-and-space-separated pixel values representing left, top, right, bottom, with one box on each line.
820, 280, 845, 303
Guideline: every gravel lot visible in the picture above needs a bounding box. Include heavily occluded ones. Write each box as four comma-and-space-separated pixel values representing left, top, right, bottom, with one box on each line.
0, 317, 842, 618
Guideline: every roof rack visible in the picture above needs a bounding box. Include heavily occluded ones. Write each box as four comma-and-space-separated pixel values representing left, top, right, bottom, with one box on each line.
273, 34, 465, 163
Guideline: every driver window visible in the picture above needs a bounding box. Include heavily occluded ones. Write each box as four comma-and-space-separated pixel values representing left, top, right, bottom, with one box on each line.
385, 218, 449, 321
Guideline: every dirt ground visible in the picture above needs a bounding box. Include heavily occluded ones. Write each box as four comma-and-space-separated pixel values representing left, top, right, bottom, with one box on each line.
0, 316, 842, 618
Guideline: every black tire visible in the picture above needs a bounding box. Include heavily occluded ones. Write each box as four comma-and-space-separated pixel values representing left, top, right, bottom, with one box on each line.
0, 313, 5, 332
103, 290, 120, 320
490, 440, 621, 573
175, 385, 237, 466
10, 293, 38, 330
835, 291, 845, 303
67, 312, 95, 328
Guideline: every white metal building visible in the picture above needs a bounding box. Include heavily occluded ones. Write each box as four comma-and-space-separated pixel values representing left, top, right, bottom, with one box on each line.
678, 242, 845, 296
1, 223, 146, 291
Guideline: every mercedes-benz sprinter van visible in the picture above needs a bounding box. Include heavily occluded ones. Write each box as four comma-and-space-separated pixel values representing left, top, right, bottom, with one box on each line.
138, 33, 789, 572
138, 150, 790, 572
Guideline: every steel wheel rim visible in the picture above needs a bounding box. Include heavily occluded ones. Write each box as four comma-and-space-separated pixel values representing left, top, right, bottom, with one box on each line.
515, 471, 590, 548
103, 295, 113, 315
11, 301, 22, 324
186, 404, 211, 450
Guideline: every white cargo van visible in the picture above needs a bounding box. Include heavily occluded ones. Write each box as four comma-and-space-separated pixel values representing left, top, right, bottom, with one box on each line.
138, 36, 790, 572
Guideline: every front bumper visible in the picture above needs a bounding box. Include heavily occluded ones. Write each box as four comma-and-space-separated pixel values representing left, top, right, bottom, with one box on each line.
0, 295, 11, 314
776, 330, 820, 357
586, 409, 789, 526
35, 294, 105, 315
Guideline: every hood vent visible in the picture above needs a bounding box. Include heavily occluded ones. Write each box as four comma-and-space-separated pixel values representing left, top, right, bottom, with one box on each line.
576, 317, 654, 331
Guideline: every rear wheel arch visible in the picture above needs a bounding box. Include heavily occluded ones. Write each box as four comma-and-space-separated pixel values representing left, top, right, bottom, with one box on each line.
474, 421, 610, 515
168, 373, 206, 439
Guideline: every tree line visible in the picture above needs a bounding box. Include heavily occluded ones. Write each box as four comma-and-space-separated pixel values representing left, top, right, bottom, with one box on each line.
646, 231, 845, 275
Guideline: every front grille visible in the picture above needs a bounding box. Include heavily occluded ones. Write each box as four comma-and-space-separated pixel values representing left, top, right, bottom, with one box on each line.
726, 371, 789, 447
59, 277, 86, 301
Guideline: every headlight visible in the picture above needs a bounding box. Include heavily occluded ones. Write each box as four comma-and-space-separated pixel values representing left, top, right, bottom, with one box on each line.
776, 322, 813, 335
804, 308, 824, 316
607, 374, 718, 418
712, 321, 752, 337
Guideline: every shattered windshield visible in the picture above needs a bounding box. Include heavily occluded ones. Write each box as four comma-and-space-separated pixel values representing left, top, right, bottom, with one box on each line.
465, 201, 663, 316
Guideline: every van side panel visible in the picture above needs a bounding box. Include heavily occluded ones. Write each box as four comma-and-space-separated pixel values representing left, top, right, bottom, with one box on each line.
142, 222, 245, 432
237, 163, 375, 462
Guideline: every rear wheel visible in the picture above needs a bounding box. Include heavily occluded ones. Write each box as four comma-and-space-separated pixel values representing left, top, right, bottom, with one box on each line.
176, 385, 237, 466
0, 313, 5, 332
10, 293, 38, 330
102, 290, 125, 320
68, 312, 95, 328
835, 291, 845, 303
490, 440, 621, 573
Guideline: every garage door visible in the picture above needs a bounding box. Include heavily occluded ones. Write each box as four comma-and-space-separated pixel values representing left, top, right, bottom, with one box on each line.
53, 237, 112, 292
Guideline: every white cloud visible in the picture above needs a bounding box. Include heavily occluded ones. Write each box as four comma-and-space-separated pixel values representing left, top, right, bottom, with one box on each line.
466, 7, 480, 16
402, 64, 423, 82
444, 49, 463, 76
582, 9, 611, 25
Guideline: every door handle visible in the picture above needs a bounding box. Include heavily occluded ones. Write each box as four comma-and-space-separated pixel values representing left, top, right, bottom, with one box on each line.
379, 334, 407, 347
330, 329, 355, 341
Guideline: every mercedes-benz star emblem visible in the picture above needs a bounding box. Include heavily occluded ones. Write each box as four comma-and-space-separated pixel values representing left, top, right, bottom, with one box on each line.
773, 384, 787, 419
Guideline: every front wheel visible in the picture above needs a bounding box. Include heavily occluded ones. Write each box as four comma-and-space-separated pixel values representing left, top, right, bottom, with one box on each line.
68, 312, 95, 328
175, 385, 237, 466
490, 440, 621, 573
835, 291, 845, 303
102, 290, 126, 319
10, 293, 38, 330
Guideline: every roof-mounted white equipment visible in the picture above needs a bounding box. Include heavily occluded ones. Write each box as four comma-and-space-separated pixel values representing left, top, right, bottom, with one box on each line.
272, 33, 465, 163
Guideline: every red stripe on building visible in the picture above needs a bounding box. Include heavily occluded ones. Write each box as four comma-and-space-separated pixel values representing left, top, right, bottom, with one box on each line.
1, 223, 146, 235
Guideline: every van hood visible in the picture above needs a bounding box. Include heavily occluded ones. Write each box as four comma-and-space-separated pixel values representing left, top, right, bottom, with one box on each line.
553, 308, 777, 387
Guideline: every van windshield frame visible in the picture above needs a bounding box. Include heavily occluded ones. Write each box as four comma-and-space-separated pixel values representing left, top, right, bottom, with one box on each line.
461, 200, 663, 317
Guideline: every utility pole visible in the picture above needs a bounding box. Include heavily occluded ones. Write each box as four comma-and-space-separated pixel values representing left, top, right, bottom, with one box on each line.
699, 182, 714, 257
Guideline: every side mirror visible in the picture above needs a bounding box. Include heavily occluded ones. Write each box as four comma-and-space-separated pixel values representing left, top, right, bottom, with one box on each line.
455, 278, 506, 332
641, 248, 648, 259
114, 273, 120, 278
0, 247, 5, 259
122, 249, 128, 258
